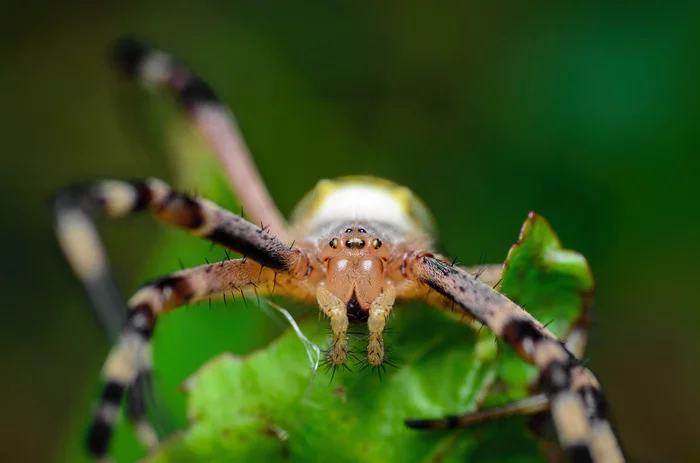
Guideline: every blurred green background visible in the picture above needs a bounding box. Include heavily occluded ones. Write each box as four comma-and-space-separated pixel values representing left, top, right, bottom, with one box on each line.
2, 1, 699, 462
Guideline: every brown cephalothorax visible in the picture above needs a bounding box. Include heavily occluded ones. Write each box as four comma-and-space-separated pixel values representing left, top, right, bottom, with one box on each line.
321, 227, 390, 311
53, 38, 625, 463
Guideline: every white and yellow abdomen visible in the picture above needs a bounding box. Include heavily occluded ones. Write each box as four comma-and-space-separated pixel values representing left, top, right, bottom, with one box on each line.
290, 176, 437, 244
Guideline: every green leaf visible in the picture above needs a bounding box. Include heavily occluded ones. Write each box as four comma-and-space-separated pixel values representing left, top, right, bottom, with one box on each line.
147, 306, 503, 462
489, 211, 594, 403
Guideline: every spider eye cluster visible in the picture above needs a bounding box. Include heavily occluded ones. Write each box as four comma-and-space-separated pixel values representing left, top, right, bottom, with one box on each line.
328, 238, 383, 249
328, 228, 381, 251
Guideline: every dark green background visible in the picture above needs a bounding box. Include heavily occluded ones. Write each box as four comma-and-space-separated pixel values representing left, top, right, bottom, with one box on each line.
2, 1, 699, 462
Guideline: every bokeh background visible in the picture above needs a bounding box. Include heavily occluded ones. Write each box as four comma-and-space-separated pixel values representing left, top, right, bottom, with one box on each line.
2, 1, 699, 462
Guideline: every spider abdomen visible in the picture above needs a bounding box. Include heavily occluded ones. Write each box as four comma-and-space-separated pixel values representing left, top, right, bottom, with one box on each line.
290, 176, 437, 246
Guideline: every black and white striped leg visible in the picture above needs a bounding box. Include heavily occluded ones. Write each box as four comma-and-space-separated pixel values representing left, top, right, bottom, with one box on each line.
53, 178, 302, 332
405, 288, 593, 430
53, 179, 304, 459
87, 303, 156, 460
125, 362, 158, 451
112, 38, 288, 240
84, 258, 284, 460
404, 253, 624, 463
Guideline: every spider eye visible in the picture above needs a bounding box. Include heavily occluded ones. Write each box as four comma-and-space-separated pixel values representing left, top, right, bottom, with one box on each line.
371, 239, 382, 249
329, 238, 339, 249
345, 228, 353, 233
346, 238, 365, 248
358, 228, 367, 234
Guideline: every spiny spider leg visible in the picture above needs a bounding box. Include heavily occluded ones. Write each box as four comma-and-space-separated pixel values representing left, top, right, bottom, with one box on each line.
91, 259, 284, 459
461, 263, 504, 288
112, 38, 288, 241
54, 179, 302, 319
404, 301, 591, 429
403, 253, 623, 463
53, 179, 306, 460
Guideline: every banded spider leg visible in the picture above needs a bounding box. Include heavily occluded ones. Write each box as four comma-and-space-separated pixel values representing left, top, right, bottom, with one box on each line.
54, 36, 305, 460
53, 179, 310, 460
113, 37, 288, 242
400, 253, 624, 462
406, 261, 591, 428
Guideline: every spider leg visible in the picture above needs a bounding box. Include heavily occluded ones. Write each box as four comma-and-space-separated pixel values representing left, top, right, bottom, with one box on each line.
562, 302, 592, 361
112, 38, 288, 241
52, 179, 306, 459
89, 259, 282, 459
405, 284, 593, 429
460, 263, 503, 288
405, 394, 550, 430
403, 253, 623, 463
125, 365, 159, 450
53, 178, 304, 334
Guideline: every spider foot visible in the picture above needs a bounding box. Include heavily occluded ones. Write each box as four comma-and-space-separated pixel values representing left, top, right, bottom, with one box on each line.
404, 415, 460, 430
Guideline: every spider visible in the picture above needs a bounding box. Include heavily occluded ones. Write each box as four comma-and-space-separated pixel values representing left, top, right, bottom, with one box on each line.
53, 38, 624, 463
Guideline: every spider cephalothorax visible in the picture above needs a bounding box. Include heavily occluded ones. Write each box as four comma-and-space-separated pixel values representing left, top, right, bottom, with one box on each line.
320, 226, 389, 316
54, 38, 625, 462
316, 223, 395, 366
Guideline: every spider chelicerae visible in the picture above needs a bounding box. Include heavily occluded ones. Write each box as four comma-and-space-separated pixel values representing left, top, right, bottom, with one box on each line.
53, 38, 624, 463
